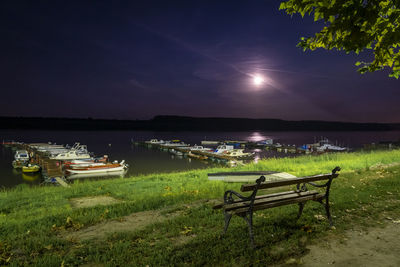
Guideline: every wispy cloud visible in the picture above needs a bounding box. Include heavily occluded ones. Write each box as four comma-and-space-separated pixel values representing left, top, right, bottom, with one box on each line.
128, 78, 147, 89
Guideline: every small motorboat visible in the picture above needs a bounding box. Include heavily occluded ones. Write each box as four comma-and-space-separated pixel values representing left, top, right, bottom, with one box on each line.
214, 145, 234, 154
15, 150, 30, 161
50, 150, 91, 160
22, 164, 41, 173
22, 172, 41, 182
67, 162, 108, 169
63, 155, 109, 166
66, 160, 128, 174
170, 149, 183, 156
189, 145, 213, 152
223, 149, 254, 159
66, 170, 126, 180
144, 139, 165, 145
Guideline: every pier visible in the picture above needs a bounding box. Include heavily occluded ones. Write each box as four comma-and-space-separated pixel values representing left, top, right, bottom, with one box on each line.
138, 141, 250, 164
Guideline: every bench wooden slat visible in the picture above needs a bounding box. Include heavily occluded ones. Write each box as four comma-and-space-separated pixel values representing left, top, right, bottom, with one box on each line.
213, 190, 305, 209
232, 193, 324, 215
241, 173, 338, 192
223, 190, 318, 211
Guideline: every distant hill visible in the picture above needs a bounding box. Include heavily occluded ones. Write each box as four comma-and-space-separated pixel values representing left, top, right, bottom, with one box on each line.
1, 116, 400, 131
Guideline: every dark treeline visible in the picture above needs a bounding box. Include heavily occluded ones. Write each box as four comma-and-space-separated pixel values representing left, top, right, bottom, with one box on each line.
1, 116, 400, 131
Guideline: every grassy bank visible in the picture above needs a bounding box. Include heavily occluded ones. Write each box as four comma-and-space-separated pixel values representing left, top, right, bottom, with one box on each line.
1, 150, 400, 266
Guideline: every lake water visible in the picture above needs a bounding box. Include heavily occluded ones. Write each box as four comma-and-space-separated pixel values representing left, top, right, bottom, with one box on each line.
1, 130, 400, 188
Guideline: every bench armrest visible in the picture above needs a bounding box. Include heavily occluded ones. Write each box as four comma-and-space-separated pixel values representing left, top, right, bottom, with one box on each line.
224, 190, 252, 204
297, 167, 341, 197
224, 176, 266, 205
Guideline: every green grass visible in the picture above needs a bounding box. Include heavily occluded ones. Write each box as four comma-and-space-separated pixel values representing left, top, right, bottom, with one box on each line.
1, 149, 400, 266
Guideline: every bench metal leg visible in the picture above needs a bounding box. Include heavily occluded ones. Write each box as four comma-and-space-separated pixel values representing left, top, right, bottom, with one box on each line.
243, 212, 255, 248
324, 200, 333, 226
223, 212, 232, 235
318, 198, 333, 226
297, 202, 305, 219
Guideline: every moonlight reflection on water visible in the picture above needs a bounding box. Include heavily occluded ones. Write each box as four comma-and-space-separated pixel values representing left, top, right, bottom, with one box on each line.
247, 132, 269, 142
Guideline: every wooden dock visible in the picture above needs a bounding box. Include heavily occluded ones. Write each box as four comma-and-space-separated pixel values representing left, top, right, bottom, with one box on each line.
9, 143, 65, 178
39, 159, 64, 177
138, 141, 248, 163
54, 177, 70, 187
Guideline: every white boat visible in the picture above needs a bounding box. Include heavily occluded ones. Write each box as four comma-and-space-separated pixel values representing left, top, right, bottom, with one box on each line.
50, 150, 91, 160
169, 149, 183, 156
161, 141, 190, 148
66, 160, 128, 174
67, 162, 108, 169
257, 139, 273, 145
223, 149, 253, 158
315, 138, 348, 152
64, 156, 108, 165
189, 145, 213, 152
201, 140, 220, 145
29, 143, 65, 149
316, 144, 347, 152
15, 150, 30, 161
67, 170, 126, 180
214, 145, 234, 154
144, 139, 165, 145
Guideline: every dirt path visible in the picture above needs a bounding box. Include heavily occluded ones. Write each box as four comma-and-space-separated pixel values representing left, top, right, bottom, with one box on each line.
296, 222, 400, 267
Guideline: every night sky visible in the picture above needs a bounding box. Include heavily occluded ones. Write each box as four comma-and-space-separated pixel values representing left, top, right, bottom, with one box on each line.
1, 1, 399, 123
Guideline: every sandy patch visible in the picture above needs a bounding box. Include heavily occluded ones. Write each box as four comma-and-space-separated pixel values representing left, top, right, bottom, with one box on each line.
294, 222, 400, 267
64, 209, 181, 241
370, 161, 400, 170
69, 196, 123, 208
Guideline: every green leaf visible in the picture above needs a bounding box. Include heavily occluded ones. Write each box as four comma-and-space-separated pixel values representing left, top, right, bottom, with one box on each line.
280, 0, 400, 78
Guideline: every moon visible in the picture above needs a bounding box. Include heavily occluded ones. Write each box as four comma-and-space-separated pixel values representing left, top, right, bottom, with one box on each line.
253, 75, 264, 86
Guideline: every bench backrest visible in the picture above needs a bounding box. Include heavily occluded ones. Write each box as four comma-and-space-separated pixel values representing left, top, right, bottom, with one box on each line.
241, 171, 339, 192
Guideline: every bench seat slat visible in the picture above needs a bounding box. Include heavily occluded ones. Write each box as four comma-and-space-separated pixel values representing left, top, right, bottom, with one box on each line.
213, 190, 305, 210
232, 193, 324, 215
223, 190, 319, 211
241, 173, 338, 192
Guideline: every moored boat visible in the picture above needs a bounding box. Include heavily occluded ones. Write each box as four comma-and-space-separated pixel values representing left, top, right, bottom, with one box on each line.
66, 170, 126, 180
50, 150, 91, 160
66, 160, 128, 174
15, 150, 30, 161
200, 140, 220, 145
63, 155, 109, 166
144, 139, 165, 145
160, 141, 190, 148
170, 149, 183, 156
223, 149, 254, 159
189, 145, 213, 152
214, 145, 234, 154
22, 164, 41, 173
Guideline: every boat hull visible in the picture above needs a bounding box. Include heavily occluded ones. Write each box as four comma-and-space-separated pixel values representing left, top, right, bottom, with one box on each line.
66, 165, 126, 174
22, 166, 41, 173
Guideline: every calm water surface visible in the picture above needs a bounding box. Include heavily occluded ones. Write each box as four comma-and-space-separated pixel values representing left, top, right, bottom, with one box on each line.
1, 130, 399, 188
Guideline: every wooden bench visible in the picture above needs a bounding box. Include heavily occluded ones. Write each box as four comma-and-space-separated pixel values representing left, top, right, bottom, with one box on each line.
213, 167, 341, 247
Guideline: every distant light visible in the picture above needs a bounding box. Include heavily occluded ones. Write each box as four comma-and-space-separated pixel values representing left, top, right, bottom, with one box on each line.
253, 75, 264, 86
